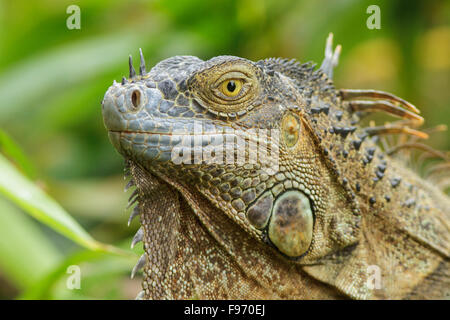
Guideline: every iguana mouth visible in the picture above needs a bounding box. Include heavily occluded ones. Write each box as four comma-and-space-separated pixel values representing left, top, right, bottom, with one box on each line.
107, 131, 177, 163
108, 129, 253, 164
107, 123, 281, 167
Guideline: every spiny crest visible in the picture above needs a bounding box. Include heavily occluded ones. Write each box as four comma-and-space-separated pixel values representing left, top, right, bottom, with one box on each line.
257, 57, 323, 84
123, 159, 147, 285
320, 33, 342, 78
339, 89, 448, 193
381, 125, 450, 193
307, 33, 448, 194
121, 48, 148, 85
256, 33, 341, 88
340, 89, 427, 138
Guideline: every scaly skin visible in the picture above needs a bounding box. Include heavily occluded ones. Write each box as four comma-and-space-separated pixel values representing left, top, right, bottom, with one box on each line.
102, 35, 450, 299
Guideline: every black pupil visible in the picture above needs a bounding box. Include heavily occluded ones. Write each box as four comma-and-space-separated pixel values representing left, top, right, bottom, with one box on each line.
227, 80, 236, 92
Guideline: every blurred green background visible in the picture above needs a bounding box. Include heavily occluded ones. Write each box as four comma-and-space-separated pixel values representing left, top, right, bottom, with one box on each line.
0, 0, 448, 299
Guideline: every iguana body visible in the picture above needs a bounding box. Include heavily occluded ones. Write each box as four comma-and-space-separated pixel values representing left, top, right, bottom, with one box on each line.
102, 35, 450, 299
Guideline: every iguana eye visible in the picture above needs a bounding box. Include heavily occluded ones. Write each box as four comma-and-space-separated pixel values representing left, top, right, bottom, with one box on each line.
220, 79, 243, 97
189, 60, 260, 115
213, 75, 249, 101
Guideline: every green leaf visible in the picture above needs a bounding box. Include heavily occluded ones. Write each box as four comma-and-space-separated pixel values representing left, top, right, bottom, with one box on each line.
20, 238, 139, 300
0, 198, 62, 289
0, 154, 125, 255
0, 128, 36, 179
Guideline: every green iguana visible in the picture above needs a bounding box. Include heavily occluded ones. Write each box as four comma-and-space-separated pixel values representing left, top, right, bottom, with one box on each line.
101, 34, 450, 299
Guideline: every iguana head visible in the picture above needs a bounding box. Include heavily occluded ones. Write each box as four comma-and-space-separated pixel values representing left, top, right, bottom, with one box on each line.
102, 46, 361, 259
102, 35, 449, 299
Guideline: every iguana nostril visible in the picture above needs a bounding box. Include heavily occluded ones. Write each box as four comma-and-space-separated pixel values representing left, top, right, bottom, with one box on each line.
131, 90, 141, 110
